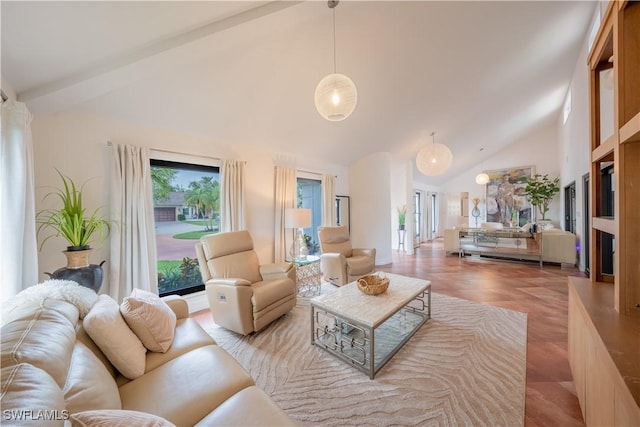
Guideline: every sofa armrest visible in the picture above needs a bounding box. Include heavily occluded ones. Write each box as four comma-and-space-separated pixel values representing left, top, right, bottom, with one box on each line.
161, 295, 190, 319
260, 262, 294, 281
205, 278, 252, 287
353, 248, 376, 259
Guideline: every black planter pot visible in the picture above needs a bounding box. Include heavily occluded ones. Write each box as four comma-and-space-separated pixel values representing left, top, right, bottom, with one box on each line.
45, 260, 106, 293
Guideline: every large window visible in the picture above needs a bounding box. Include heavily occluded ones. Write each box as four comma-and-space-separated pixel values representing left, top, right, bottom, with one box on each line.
297, 177, 322, 255
150, 159, 220, 296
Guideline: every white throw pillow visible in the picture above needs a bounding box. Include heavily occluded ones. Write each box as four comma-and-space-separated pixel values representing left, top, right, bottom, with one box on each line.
120, 289, 176, 353
83, 295, 146, 379
70, 409, 176, 427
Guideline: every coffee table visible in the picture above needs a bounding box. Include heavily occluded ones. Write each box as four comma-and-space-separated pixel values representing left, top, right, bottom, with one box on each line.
310, 273, 431, 379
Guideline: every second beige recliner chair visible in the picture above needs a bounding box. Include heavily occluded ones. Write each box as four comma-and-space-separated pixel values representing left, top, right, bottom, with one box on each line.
195, 230, 296, 335
317, 226, 376, 286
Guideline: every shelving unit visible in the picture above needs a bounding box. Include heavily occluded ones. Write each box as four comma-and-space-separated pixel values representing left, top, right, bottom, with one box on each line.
569, 2, 640, 425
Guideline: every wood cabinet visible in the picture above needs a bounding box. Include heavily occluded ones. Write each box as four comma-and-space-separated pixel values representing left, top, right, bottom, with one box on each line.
569, 2, 640, 424
568, 278, 640, 426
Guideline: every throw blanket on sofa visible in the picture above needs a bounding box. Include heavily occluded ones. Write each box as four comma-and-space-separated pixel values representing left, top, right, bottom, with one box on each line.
1, 280, 98, 325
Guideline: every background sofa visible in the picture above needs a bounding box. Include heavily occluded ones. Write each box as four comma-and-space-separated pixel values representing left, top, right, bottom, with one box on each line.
0, 294, 296, 426
444, 227, 577, 265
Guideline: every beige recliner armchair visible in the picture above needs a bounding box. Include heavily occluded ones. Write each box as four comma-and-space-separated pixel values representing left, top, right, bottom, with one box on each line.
195, 230, 297, 335
317, 226, 376, 286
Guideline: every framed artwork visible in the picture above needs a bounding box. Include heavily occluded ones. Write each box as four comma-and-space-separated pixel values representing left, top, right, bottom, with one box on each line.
484, 166, 534, 227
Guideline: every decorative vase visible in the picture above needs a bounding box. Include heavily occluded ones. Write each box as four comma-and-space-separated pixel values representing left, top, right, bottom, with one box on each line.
64, 248, 92, 268
399, 224, 405, 230
44, 248, 106, 293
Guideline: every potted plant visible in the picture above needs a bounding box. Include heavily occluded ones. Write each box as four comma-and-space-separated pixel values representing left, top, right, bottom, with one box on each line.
37, 170, 111, 291
397, 205, 407, 230
524, 173, 560, 222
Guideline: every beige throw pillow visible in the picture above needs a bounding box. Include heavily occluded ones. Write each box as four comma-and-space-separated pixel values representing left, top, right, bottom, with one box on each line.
120, 288, 177, 353
83, 295, 146, 379
70, 409, 176, 427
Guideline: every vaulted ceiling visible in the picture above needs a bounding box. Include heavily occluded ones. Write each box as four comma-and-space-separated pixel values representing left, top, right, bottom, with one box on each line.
2, 1, 595, 184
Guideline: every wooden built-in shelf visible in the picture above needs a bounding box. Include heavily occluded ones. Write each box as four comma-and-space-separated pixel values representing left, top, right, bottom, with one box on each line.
592, 134, 617, 161
620, 112, 640, 144
568, 277, 640, 425
592, 216, 616, 235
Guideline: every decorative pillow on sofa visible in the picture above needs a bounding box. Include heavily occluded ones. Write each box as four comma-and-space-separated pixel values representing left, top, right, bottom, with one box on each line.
120, 288, 176, 353
70, 409, 176, 427
83, 295, 147, 379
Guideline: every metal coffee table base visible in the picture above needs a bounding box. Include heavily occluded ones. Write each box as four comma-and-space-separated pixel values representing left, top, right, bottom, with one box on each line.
311, 289, 431, 379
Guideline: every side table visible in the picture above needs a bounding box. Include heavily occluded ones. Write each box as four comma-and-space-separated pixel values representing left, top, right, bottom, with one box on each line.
288, 255, 321, 297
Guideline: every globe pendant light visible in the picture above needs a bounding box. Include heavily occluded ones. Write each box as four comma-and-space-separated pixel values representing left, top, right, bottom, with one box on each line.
475, 172, 490, 185
315, 1, 357, 121
416, 132, 453, 176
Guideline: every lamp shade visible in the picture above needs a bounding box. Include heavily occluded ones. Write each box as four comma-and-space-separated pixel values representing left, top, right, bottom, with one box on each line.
416, 143, 453, 176
285, 208, 312, 228
314, 73, 357, 121
475, 173, 490, 185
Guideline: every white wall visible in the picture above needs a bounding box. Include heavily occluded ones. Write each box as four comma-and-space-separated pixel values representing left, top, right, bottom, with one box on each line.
557, 26, 592, 272
440, 123, 561, 228
30, 110, 348, 282
349, 152, 392, 265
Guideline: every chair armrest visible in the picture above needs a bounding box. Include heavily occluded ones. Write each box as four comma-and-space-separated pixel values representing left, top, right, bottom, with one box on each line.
260, 262, 293, 281
161, 295, 189, 319
205, 278, 252, 287
353, 248, 376, 259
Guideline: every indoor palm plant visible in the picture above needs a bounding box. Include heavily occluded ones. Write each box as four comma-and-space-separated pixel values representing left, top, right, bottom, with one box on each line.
37, 171, 111, 290
524, 173, 560, 221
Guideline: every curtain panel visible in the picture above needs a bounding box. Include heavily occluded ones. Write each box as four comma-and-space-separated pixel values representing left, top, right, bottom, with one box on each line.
0, 100, 38, 304
220, 160, 246, 233
109, 143, 158, 301
321, 174, 336, 226
273, 166, 296, 263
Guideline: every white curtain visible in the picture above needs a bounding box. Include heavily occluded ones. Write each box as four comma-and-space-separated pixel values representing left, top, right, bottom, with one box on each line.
109, 143, 157, 301
437, 192, 448, 237
274, 166, 296, 262
0, 100, 38, 304
321, 174, 336, 226
220, 160, 246, 232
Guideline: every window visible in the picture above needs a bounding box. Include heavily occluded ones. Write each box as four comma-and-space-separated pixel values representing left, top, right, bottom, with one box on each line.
150, 159, 220, 296
563, 88, 572, 124
297, 178, 322, 255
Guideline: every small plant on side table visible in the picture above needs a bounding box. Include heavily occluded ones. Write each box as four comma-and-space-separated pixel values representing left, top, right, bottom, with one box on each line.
397, 205, 407, 230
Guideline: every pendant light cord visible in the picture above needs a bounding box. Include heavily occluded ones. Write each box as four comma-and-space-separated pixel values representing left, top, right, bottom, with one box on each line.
332, 7, 337, 73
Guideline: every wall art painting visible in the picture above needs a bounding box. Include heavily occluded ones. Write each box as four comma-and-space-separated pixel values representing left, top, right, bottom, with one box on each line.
484, 166, 534, 227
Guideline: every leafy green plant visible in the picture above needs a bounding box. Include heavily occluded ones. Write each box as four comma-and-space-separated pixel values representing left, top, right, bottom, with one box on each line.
524, 174, 560, 221
303, 234, 319, 255
397, 205, 407, 229
37, 170, 111, 250
157, 257, 202, 293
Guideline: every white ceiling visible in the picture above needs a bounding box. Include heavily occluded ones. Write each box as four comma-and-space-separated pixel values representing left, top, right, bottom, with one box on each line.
2, 1, 596, 184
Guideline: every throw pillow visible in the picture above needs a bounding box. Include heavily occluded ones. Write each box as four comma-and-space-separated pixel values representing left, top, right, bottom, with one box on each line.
70, 410, 176, 427
83, 295, 146, 379
120, 288, 176, 353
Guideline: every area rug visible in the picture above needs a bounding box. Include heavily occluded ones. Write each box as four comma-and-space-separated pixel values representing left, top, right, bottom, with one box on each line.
205, 292, 527, 426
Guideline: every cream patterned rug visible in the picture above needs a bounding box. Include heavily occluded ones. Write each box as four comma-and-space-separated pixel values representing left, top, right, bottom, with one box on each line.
206, 291, 527, 426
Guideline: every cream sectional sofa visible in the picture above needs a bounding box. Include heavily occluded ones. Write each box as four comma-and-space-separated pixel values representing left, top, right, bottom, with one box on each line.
444, 227, 577, 265
0, 294, 296, 426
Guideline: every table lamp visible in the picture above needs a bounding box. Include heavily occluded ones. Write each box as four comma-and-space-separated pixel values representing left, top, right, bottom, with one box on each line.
285, 208, 312, 261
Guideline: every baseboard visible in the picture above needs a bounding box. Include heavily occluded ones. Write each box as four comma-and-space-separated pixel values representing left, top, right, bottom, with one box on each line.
182, 290, 209, 313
